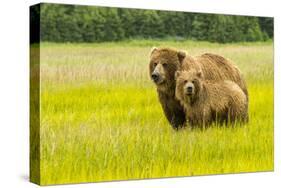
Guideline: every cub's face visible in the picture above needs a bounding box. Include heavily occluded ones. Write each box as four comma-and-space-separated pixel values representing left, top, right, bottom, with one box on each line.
149, 47, 186, 87
175, 69, 203, 103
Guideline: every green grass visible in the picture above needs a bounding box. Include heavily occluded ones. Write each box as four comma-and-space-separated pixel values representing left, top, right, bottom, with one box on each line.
34, 40, 273, 185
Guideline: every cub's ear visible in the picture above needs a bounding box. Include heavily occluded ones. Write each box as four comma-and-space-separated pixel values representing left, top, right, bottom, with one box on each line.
175, 71, 181, 79
177, 50, 186, 63
197, 70, 203, 78
150, 47, 158, 56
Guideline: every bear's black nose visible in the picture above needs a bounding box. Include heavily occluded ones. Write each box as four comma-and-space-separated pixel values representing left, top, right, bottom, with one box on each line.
187, 86, 193, 92
151, 73, 159, 82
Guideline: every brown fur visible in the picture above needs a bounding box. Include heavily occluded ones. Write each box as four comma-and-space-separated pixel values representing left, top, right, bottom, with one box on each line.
149, 47, 248, 129
149, 47, 186, 129
181, 53, 248, 101
175, 70, 248, 127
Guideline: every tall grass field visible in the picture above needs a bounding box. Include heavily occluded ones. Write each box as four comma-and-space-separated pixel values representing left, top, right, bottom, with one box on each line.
32, 40, 273, 185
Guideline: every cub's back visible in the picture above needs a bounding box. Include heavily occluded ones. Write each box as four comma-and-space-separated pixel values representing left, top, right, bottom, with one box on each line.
222, 80, 247, 104
204, 80, 247, 109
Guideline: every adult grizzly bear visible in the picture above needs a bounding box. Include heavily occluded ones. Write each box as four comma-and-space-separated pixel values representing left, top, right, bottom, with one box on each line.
149, 47, 187, 129
175, 69, 248, 127
149, 47, 248, 129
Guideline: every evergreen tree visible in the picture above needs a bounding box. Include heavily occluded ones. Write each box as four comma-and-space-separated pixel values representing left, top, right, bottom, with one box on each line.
182, 12, 196, 39
99, 8, 124, 41
119, 9, 137, 38
40, 4, 62, 41
191, 14, 213, 41
259, 17, 273, 38
135, 10, 165, 38
158, 11, 186, 37
208, 15, 244, 43
79, 7, 106, 42
239, 17, 264, 42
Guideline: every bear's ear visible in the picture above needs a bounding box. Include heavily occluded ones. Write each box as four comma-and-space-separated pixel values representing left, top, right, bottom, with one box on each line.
175, 71, 181, 79
177, 50, 186, 63
150, 47, 158, 56
197, 70, 203, 78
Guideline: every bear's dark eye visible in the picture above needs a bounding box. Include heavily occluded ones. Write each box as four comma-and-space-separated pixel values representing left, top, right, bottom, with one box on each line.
153, 63, 157, 67
162, 63, 167, 67
192, 80, 195, 84
184, 80, 188, 84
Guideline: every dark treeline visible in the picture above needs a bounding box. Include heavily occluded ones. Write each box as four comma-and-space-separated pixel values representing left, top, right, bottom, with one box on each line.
30, 3, 273, 43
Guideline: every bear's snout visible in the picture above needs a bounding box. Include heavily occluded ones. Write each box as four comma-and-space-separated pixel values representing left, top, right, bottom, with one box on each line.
151, 72, 160, 82
184, 83, 194, 95
187, 86, 193, 93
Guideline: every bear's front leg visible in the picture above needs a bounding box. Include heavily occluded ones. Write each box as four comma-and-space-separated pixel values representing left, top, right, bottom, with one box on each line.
158, 91, 186, 130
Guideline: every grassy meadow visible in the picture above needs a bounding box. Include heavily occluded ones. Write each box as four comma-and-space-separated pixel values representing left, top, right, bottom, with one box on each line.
34, 40, 273, 185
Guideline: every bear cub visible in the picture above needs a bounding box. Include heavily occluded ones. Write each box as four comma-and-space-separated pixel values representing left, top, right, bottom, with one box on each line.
175, 69, 248, 127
